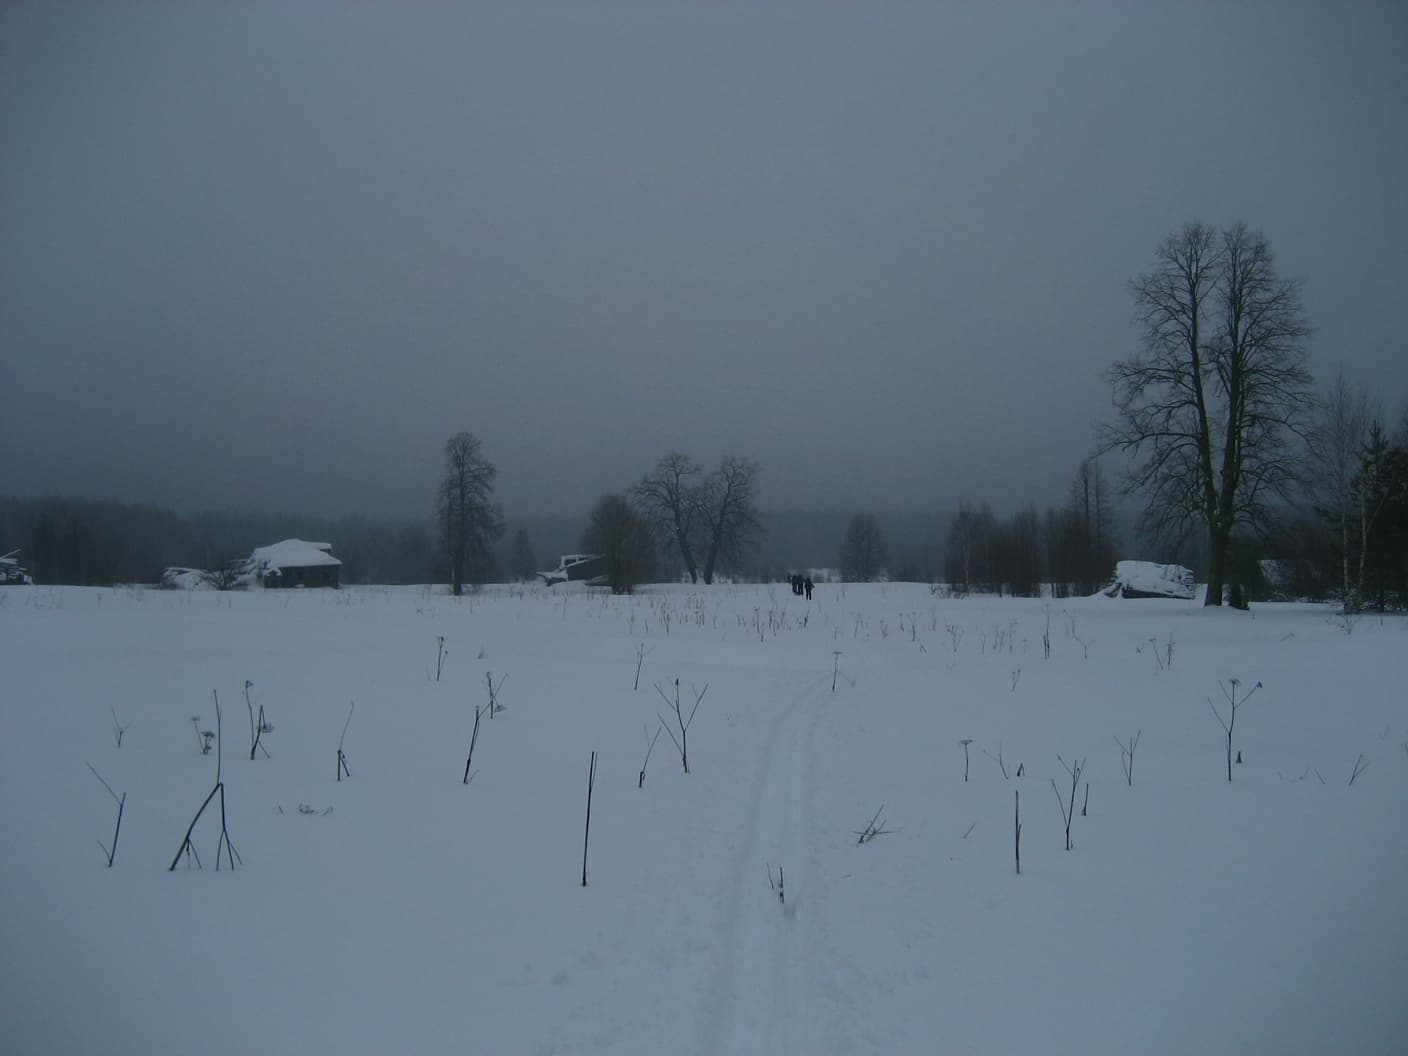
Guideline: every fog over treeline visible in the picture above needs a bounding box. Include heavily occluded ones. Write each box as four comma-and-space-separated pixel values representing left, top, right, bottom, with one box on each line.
0, 495, 951, 587
3, 4, 1406, 528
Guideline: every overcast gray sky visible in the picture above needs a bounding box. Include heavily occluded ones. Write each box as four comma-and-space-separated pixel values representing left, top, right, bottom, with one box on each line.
3, 1, 1405, 519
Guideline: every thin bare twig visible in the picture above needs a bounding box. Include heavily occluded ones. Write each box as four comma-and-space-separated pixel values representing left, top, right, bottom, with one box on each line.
854, 804, 893, 844
86, 761, 125, 867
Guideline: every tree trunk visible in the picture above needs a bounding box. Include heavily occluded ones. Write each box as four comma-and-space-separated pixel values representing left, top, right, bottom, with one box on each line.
1204, 524, 1228, 606
1341, 498, 1354, 612
1355, 488, 1371, 611
451, 531, 464, 597
701, 542, 718, 585
676, 531, 699, 583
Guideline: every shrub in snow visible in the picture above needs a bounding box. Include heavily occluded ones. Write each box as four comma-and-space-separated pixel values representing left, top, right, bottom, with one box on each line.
171, 693, 240, 871
462, 705, 482, 785
337, 701, 354, 781
638, 722, 663, 788
853, 805, 892, 844
1209, 678, 1261, 782
1052, 755, 1086, 851
244, 680, 272, 761
110, 704, 130, 748
86, 762, 125, 868
580, 751, 597, 887
656, 678, 706, 773
1014, 790, 1022, 875
1115, 730, 1142, 787
484, 671, 507, 717
1348, 754, 1369, 787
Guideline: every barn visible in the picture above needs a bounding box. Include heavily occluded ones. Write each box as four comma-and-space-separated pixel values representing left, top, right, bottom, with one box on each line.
246, 539, 342, 589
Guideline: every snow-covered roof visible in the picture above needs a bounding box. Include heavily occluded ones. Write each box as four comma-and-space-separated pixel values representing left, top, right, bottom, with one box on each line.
248, 539, 341, 571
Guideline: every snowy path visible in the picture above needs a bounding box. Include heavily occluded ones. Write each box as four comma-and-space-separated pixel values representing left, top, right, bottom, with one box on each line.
698, 671, 830, 1054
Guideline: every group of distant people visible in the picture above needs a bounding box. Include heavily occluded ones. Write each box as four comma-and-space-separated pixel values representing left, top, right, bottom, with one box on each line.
789, 573, 814, 600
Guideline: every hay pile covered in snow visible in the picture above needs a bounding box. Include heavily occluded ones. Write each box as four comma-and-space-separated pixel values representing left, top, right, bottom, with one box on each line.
1103, 560, 1196, 599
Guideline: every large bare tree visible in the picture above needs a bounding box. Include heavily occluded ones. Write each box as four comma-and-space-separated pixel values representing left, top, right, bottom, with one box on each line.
632, 451, 702, 583
698, 456, 762, 585
1100, 222, 1313, 606
436, 431, 503, 596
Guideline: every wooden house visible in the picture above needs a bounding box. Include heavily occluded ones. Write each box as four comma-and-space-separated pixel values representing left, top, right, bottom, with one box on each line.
246, 539, 341, 589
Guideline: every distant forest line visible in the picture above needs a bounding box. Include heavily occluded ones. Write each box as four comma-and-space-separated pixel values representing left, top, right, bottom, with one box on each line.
1, 494, 1379, 606
0, 497, 953, 588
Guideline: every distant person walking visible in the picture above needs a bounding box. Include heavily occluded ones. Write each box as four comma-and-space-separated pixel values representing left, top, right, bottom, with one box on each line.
804, 577, 813, 601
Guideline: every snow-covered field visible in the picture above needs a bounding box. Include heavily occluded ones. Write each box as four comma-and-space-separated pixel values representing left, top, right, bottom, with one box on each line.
2, 582, 1404, 1055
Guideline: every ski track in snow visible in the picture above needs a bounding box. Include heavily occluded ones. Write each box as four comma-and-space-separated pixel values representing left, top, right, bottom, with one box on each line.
698, 671, 830, 1054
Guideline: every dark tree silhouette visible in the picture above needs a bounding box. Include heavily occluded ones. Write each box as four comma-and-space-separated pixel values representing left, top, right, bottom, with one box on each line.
1100, 222, 1313, 606
699, 456, 762, 585
633, 451, 703, 583
1308, 373, 1374, 611
436, 432, 503, 596
508, 528, 538, 582
1044, 458, 1120, 596
945, 501, 997, 594
838, 513, 889, 582
1349, 419, 1408, 610
581, 494, 657, 594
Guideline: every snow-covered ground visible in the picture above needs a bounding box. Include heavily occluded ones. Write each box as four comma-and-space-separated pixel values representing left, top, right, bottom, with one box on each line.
2, 582, 1404, 1055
